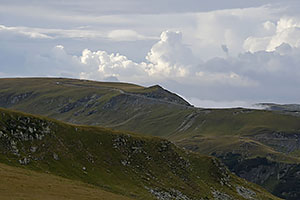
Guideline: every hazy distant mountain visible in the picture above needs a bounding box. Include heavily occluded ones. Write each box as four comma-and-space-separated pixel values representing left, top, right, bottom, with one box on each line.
257, 103, 300, 116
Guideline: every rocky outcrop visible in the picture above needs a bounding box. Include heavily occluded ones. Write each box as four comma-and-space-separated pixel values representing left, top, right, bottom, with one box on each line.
0, 108, 279, 200
236, 186, 256, 199
0, 92, 34, 107
0, 113, 53, 161
218, 152, 300, 200
211, 189, 233, 200
59, 94, 102, 114
251, 131, 300, 154
146, 187, 194, 200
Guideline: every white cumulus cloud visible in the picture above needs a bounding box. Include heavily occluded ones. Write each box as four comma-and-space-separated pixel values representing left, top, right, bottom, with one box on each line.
79, 49, 148, 80
3, 0, 300, 108
6, 28, 300, 106
244, 17, 300, 52
75, 30, 198, 80
145, 30, 198, 77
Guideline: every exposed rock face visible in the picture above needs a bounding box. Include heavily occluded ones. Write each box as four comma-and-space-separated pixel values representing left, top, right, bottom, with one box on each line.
0, 113, 53, 160
19, 157, 30, 165
146, 187, 194, 200
176, 112, 198, 132
0, 108, 279, 200
211, 189, 233, 200
218, 153, 300, 200
59, 94, 102, 114
182, 127, 300, 200
251, 131, 300, 154
236, 186, 256, 200
53, 153, 59, 160
0, 92, 34, 107
0, 78, 285, 199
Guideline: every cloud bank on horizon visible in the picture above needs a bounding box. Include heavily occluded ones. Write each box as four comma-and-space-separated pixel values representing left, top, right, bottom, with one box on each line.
1, 0, 300, 108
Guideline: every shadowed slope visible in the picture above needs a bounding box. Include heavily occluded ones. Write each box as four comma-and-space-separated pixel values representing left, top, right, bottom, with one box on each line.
1, 77, 300, 199
0, 107, 279, 200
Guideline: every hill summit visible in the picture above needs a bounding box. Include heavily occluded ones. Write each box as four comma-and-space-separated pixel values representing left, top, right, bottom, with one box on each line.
0, 107, 279, 199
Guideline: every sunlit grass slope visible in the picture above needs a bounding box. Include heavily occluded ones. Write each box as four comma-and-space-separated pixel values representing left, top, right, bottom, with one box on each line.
1, 78, 300, 161
0, 107, 279, 200
0, 162, 133, 200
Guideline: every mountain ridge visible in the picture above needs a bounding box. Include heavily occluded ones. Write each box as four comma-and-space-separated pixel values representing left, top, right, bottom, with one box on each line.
1, 77, 300, 199
0, 107, 279, 200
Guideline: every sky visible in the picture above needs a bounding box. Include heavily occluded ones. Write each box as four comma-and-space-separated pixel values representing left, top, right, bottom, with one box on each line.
1, 0, 300, 108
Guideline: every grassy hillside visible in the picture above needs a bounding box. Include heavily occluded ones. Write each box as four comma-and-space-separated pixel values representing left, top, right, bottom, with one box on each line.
1, 78, 300, 160
0, 162, 133, 200
0, 107, 279, 200
1, 77, 300, 199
